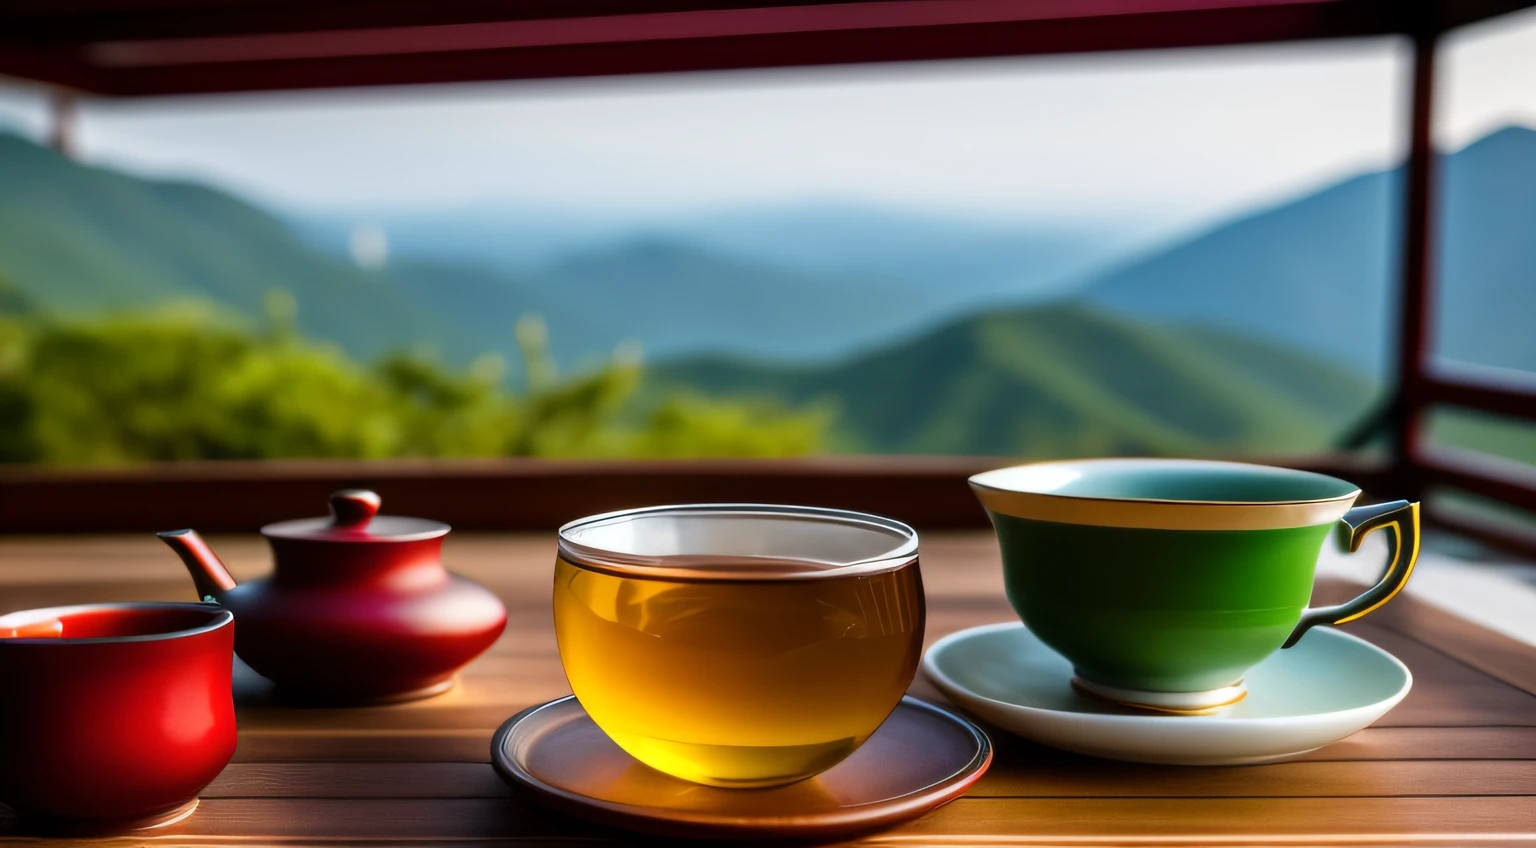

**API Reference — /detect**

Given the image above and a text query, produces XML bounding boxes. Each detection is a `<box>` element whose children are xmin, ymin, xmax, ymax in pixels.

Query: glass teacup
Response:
<box><xmin>553</xmin><ymin>504</ymin><xmax>924</xmax><ymax>788</ymax></box>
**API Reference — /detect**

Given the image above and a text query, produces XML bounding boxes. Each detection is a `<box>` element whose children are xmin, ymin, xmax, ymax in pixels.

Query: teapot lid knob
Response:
<box><xmin>329</xmin><ymin>489</ymin><xmax>381</xmax><ymax>530</ymax></box>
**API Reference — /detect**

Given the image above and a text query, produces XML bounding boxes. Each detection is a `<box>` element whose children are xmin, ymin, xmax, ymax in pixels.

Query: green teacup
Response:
<box><xmin>970</xmin><ymin>458</ymin><xmax>1418</xmax><ymax>714</ymax></box>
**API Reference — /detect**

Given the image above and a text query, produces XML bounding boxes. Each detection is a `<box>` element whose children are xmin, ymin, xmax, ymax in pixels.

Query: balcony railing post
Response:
<box><xmin>1391</xmin><ymin>13</ymin><xmax>1440</xmax><ymax>502</ymax></box>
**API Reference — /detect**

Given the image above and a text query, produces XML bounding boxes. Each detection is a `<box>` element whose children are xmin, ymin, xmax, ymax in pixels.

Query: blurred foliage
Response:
<box><xmin>0</xmin><ymin>272</ymin><xmax>31</xmax><ymax>316</ymax></box>
<box><xmin>0</xmin><ymin>299</ymin><xmax>831</xmax><ymax>465</ymax></box>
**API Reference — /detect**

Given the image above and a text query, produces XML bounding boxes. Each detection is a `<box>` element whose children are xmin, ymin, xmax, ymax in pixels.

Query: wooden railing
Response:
<box><xmin>1420</xmin><ymin>367</ymin><xmax>1536</xmax><ymax>423</ymax></box>
<box><xmin>0</xmin><ymin>454</ymin><xmax>1394</xmax><ymax>535</ymax></box>
<box><xmin>1379</xmin><ymin>15</ymin><xmax>1536</xmax><ymax>562</ymax></box>
<box><xmin>4</xmin><ymin>445</ymin><xmax>1530</xmax><ymax>561</ymax></box>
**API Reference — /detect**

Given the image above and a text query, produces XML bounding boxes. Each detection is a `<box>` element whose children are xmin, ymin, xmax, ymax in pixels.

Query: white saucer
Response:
<box><xmin>922</xmin><ymin>622</ymin><xmax>1411</xmax><ymax>766</ymax></box>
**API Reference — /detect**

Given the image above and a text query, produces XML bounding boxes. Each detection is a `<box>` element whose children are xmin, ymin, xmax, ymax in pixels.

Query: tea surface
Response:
<box><xmin>553</xmin><ymin>556</ymin><xmax>923</xmax><ymax>787</ymax></box>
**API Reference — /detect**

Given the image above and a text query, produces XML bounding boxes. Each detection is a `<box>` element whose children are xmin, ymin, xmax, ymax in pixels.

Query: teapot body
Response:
<box><xmin>223</xmin><ymin>536</ymin><xmax>506</xmax><ymax>701</ymax></box>
<box><xmin>161</xmin><ymin>490</ymin><xmax>507</xmax><ymax>703</ymax></box>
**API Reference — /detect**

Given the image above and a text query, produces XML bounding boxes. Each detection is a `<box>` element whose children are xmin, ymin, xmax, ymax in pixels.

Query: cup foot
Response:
<box><xmin>1071</xmin><ymin>675</ymin><xmax>1246</xmax><ymax>715</ymax></box>
<box><xmin>6</xmin><ymin>797</ymin><xmax>198</xmax><ymax>836</ymax></box>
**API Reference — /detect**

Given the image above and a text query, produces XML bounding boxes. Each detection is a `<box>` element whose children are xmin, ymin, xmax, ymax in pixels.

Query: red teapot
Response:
<box><xmin>159</xmin><ymin>489</ymin><xmax>506</xmax><ymax>704</ymax></box>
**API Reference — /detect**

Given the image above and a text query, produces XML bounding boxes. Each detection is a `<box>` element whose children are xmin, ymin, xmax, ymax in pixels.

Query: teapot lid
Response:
<box><xmin>261</xmin><ymin>490</ymin><xmax>449</xmax><ymax>542</ymax></box>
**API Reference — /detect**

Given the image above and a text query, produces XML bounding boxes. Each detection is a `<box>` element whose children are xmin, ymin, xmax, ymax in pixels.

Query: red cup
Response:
<box><xmin>0</xmin><ymin>603</ymin><xmax>236</xmax><ymax>832</ymax></box>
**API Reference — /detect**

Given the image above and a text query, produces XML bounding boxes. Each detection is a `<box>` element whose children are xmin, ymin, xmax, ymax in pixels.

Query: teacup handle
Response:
<box><xmin>1282</xmin><ymin>500</ymin><xmax>1420</xmax><ymax>649</ymax></box>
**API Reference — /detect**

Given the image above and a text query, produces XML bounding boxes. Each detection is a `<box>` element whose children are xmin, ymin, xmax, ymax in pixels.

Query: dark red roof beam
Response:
<box><xmin>4</xmin><ymin>0</ymin><xmax>1394</xmax><ymax>96</ymax></box>
<box><xmin>8</xmin><ymin>0</ymin><xmax>1527</xmax><ymax>45</ymax></box>
<box><xmin>6</xmin><ymin>0</ymin><xmax>1393</xmax><ymax>43</ymax></box>
<box><xmin>1440</xmin><ymin>0</ymin><xmax>1536</xmax><ymax>30</ymax></box>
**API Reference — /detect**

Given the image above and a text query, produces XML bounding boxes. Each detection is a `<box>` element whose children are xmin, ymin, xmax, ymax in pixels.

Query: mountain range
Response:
<box><xmin>1084</xmin><ymin>124</ymin><xmax>1536</xmax><ymax>376</ymax></box>
<box><xmin>295</xmin><ymin>124</ymin><xmax>1536</xmax><ymax>379</ymax></box>
<box><xmin>1</xmin><ymin>132</ymin><xmax>1109</xmax><ymax>369</ymax></box>
<box><xmin>653</xmin><ymin>126</ymin><xmax>1536</xmax><ymax>453</ymax></box>
<box><xmin>294</xmin><ymin>201</ymin><xmax>1141</xmax><ymax>309</ymax></box>
<box><xmin>0</xmin><ymin>124</ymin><xmax>1531</xmax><ymax>456</ymax></box>
<box><xmin>646</xmin><ymin>124</ymin><xmax>1536</xmax><ymax>455</ymax></box>
<box><xmin>0</xmin><ymin>134</ymin><xmax>475</xmax><ymax>363</ymax></box>
<box><xmin>382</xmin><ymin>243</ymin><xmax>938</xmax><ymax>367</ymax></box>
<box><xmin>289</xmin><ymin>201</ymin><xmax>1145</xmax><ymax>365</ymax></box>
<box><xmin>649</xmin><ymin>304</ymin><xmax>1374</xmax><ymax>456</ymax></box>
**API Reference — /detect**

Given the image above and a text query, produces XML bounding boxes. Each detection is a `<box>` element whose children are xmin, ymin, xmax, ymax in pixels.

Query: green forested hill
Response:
<box><xmin>0</xmin><ymin>134</ymin><xmax>929</xmax><ymax>370</ymax></box>
<box><xmin>650</xmin><ymin>303</ymin><xmax>1378</xmax><ymax>456</ymax></box>
<box><xmin>0</xmin><ymin>133</ymin><xmax>485</xmax><ymax>362</ymax></box>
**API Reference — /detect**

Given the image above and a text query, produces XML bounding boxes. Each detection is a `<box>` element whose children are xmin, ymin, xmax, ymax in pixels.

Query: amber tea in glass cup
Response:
<box><xmin>553</xmin><ymin>504</ymin><xmax>924</xmax><ymax>789</ymax></box>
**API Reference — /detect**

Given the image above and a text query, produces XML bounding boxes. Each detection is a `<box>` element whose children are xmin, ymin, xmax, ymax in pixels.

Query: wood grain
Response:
<box><xmin>1338</xmin><ymin>624</ymin><xmax>1536</xmax><ymax>727</ymax></box>
<box><xmin>204</xmin><ymin>763</ymin><xmax>513</xmax><ymax>799</ymax></box>
<box><xmin>5</xmin><ymin>797</ymin><xmax>1531</xmax><ymax>844</ymax></box>
<box><xmin>200</xmin><ymin>760</ymin><xmax>1536</xmax><ymax>801</ymax></box>
<box><xmin>971</xmin><ymin>759</ymin><xmax>1536</xmax><ymax>798</ymax></box>
<box><xmin>227</xmin><ymin>726</ymin><xmax>1536</xmax><ymax>765</ymax></box>
<box><xmin>233</xmin><ymin>728</ymin><xmax>495</xmax><ymax>763</ymax></box>
<box><xmin>1356</xmin><ymin>590</ymin><xmax>1536</xmax><ymax>697</ymax></box>
<box><xmin>878</xmin><ymin>796</ymin><xmax>1536</xmax><ymax>844</ymax></box>
<box><xmin>0</xmin><ymin>533</ymin><xmax>1534</xmax><ymax>847</ymax></box>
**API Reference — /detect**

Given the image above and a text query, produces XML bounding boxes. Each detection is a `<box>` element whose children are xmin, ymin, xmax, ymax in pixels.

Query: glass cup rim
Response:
<box><xmin>557</xmin><ymin>503</ymin><xmax>919</xmax><ymax>582</ymax></box>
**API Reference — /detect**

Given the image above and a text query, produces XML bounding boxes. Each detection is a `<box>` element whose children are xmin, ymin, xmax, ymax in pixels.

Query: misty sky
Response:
<box><xmin>1</xmin><ymin>7</ymin><xmax>1532</xmax><ymax>232</ymax></box>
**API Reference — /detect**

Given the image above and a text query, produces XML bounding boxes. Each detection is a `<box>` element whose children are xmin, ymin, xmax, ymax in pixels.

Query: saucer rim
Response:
<box><xmin>490</xmin><ymin>694</ymin><xmax>993</xmax><ymax>838</ymax></box>
<box><xmin>922</xmin><ymin>621</ymin><xmax>1413</xmax><ymax>727</ymax></box>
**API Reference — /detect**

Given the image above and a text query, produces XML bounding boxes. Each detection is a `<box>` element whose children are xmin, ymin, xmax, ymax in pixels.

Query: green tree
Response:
<box><xmin>0</xmin><ymin>301</ymin><xmax>831</xmax><ymax>465</ymax></box>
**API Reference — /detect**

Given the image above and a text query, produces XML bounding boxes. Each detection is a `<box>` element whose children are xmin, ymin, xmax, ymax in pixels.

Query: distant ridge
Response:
<box><xmin>1083</xmin><ymin>123</ymin><xmax>1536</xmax><ymax>375</ymax></box>
<box><xmin>0</xmin><ymin>134</ymin><xmax>965</xmax><ymax>369</ymax></box>
<box><xmin>650</xmin><ymin>302</ymin><xmax>1375</xmax><ymax>456</ymax></box>
<box><xmin>0</xmin><ymin>133</ymin><xmax>481</xmax><ymax>362</ymax></box>
<box><xmin>1434</xmin><ymin>125</ymin><xmax>1536</xmax><ymax>373</ymax></box>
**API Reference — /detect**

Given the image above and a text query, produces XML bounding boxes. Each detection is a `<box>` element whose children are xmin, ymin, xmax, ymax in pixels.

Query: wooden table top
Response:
<box><xmin>2</xmin><ymin>532</ymin><xmax>1535</xmax><ymax>846</ymax></box>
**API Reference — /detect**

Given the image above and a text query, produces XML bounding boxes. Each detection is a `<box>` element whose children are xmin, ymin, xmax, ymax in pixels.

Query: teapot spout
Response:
<box><xmin>157</xmin><ymin>529</ymin><xmax>238</xmax><ymax>603</ymax></box>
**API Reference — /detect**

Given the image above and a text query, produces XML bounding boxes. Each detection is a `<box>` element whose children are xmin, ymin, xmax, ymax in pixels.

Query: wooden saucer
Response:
<box><xmin>490</xmin><ymin>695</ymin><xmax>992</xmax><ymax>840</ymax></box>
